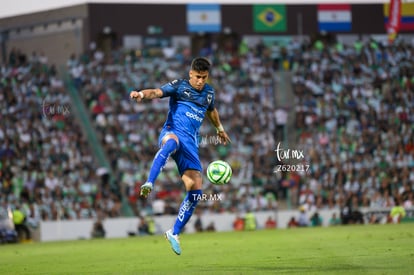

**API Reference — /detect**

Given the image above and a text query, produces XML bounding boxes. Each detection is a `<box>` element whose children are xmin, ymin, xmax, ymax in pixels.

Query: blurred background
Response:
<box><xmin>0</xmin><ymin>0</ymin><xmax>413</xmax><ymax>242</ymax></box>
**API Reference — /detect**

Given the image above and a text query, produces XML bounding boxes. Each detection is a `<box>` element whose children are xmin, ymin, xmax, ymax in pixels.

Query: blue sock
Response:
<box><xmin>173</xmin><ymin>190</ymin><xmax>202</xmax><ymax>235</ymax></box>
<box><xmin>147</xmin><ymin>139</ymin><xmax>178</xmax><ymax>184</ymax></box>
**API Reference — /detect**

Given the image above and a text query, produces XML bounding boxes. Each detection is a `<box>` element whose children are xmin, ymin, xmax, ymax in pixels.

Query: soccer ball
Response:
<box><xmin>206</xmin><ymin>160</ymin><xmax>232</xmax><ymax>185</ymax></box>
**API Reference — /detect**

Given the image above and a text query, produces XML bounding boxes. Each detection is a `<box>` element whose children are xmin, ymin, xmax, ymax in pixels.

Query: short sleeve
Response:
<box><xmin>207</xmin><ymin>93</ymin><xmax>215</xmax><ymax>111</ymax></box>
<box><xmin>160</xmin><ymin>79</ymin><xmax>181</xmax><ymax>98</ymax></box>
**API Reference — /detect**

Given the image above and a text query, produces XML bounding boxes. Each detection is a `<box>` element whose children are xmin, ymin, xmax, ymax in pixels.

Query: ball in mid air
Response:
<box><xmin>206</xmin><ymin>160</ymin><xmax>232</xmax><ymax>185</ymax></box>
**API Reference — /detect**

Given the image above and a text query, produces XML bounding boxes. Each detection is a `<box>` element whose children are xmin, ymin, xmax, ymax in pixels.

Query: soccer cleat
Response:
<box><xmin>165</xmin><ymin>229</ymin><xmax>181</xmax><ymax>255</ymax></box>
<box><xmin>140</xmin><ymin>182</ymin><xmax>153</xmax><ymax>198</ymax></box>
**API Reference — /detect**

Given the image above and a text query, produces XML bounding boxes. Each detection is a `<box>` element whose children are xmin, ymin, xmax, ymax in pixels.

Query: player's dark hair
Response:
<box><xmin>191</xmin><ymin>57</ymin><xmax>211</xmax><ymax>72</ymax></box>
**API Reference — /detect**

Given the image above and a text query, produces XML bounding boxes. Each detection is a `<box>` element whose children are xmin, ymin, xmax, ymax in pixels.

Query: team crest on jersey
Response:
<box><xmin>207</xmin><ymin>94</ymin><xmax>213</xmax><ymax>105</ymax></box>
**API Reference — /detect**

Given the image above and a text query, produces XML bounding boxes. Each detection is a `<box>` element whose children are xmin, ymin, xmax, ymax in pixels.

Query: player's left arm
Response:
<box><xmin>206</xmin><ymin>108</ymin><xmax>231</xmax><ymax>145</ymax></box>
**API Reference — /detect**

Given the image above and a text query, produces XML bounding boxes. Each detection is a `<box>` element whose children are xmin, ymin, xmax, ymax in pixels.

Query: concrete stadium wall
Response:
<box><xmin>39</xmin><ymin>207</ymin><xmax>414</xmax><ymax>242</ymax></box>
<box><xmin>39</xmin><ymin>209</ymin><xmax>338</xmax><ymax>242</ymax></box>
<box><xmin>6</xmin><ymin>19</ymin><xmax>84</xmax><ymax>67</ymax></box>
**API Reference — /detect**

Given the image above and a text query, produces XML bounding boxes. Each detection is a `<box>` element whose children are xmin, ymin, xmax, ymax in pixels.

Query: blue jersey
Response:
<box><xmin>160</xmin><ymin>79</ymin><xmax>215</xmax><ymax>141</ymax></box>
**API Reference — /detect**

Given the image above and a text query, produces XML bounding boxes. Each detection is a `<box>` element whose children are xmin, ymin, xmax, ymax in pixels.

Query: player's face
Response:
<box><xmin>189</xmin><ymin>70</ymin><xmax>209</xmax><ymax>91</ymax></box>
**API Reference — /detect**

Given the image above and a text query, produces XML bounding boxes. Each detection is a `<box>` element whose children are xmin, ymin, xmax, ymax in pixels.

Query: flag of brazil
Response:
<box><xmin>253</xmin><ymin>5</ymin><xmax>287</xmax><ymax>32</ymax></box>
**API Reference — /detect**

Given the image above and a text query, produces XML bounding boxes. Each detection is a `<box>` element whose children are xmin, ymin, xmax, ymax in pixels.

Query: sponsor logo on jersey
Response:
<box><xmin>186</xmin><ymin>111</ymin><xmax>203</xmax><ymax>122</ymax></box>
<box><xmin>190</xmin><ymin>106</ymin><xmax>203</xmax><ymax>114</ymax></box>
<box><xmin>183</xmin><ymin>90</ymin><xmax>191</xmax><ymax>97</ymax></box>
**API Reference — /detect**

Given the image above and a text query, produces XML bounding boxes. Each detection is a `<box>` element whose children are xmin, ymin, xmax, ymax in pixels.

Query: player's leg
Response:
<box><xmin>140</xmin><ymin>133</ymin><xmax>179</xmax><ymax>197</ymax></box>
<box><xmin>165</xmin><ymin>170</ymin><xmax>202</xmax><ymax>255</ymax></box>
<box><xmin>173</xmin><ymin>170</ymin><xmax>202</xmax><ymax>235</ymax></box>
<box><xmin>165</xmin><ymin>143</ymin><xmax>203</xmax><ymax>255</ymax></box>
<box><xmin>165</xmin><ymin>141</ymin><xmax>202</xmax><ymax>255</ymax></box>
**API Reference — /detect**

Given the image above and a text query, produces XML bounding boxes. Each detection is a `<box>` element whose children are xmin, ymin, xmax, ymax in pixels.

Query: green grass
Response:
<box><xmin>1</xmin><ymin>224</ymin><xmax>413</xmax><ymax>275</ymax></box>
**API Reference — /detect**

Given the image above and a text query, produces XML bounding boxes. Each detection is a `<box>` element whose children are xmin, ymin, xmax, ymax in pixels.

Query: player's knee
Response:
<box><xmin>162</xmin><ymin>134</ymin><xmax>179</xmax><ymax>146</ymax></box>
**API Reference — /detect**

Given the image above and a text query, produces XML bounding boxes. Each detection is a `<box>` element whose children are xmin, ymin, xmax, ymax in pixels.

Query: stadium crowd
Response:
<box><xmin>0</xmin><ymin>48</ymin><xmax>122</xmax><ymax>229</ymax></box>
<box><xmin>290</xmin><ymin>37</ymin><xmax>414</xmax><ymax>219</ymax></box>
<box><xmin>1</xmin><ymin>36</ymin><xmax>413</xmax><ymax>228</ymax></box>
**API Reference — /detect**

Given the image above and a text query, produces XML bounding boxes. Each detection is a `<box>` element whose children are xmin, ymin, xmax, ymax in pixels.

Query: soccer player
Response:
<box><xmin>130</xmin><ymin>57</ymin><xmax>230</xmax><ymax>255</ymax></box>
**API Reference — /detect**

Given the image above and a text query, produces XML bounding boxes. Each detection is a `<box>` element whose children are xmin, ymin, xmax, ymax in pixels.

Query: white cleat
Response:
<box><xmin>165</xmin><ymin>229</ymin><xmax>181</xmax><ymax>255</ymax></box>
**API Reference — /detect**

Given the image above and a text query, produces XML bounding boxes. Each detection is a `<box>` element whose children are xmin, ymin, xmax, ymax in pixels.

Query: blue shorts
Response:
<box><xmin>159</xmin><ymin>128</ymin><xmax>202</xmax><ymax>176</ymax></box>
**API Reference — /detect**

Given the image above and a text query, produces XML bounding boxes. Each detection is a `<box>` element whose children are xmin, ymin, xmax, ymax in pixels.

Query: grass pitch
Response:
<box><xmin>1</xmin><ymin>223</ymin><xmax>413</xmax><ymax>275</ymax></box>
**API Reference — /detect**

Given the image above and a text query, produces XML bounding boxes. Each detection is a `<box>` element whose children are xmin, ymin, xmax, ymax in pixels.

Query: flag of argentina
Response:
<box><xmin>187</xmin><ymin>4</ymin><xmax>221</xmax><ymax>33</ymax></box>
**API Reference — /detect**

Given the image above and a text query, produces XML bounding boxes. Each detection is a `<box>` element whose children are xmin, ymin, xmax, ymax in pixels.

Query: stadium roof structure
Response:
<box><xmin>0</xmin><ymin>0</ymin><xmax>406</xmax><ymax>19</ymax></box>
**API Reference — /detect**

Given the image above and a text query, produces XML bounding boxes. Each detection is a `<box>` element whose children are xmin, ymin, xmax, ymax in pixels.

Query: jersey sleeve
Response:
<box><xmin>160</xmin><ymin>79</ymin><xmax>181</xmax><ymax>98</ymax></box>
<box><xmin>206</xmin><ymin>84</ymin><xmax>215</xmax><ymax>111</ymax></box>
<box><xmin>207</xmin><ymin>93</ymin><xmax>215</xmax><ymax>111</ymax></box>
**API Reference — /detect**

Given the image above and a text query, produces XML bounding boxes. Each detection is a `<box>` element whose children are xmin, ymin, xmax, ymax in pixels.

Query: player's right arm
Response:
<box><xmin>131</xmin><ymin>79</ymin><xmax>181</xmax><ymax>102</ymax></box>
<box><xmin>130</xmin><ymin>88</ymin><xmax>163</xmax><ymax>102</ymax></box>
